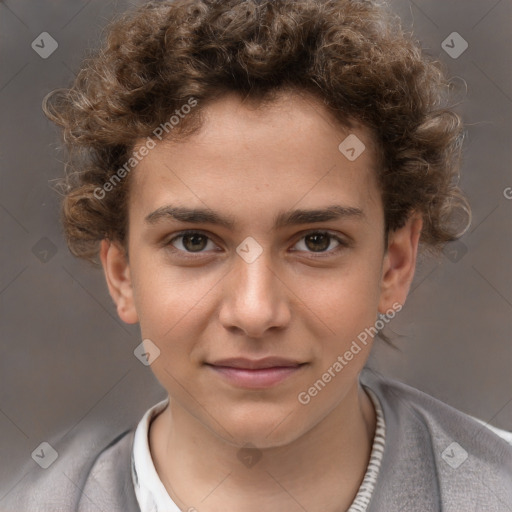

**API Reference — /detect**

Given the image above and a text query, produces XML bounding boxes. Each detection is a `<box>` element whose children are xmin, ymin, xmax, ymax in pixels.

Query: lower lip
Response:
<box><xmin>207</xmin><ymin>364</ymin><xmax>305</xmax><ymax>389</ymax></box>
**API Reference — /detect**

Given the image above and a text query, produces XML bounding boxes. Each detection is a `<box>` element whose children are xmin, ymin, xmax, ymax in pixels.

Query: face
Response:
<box><xmin>101</xmin><ymin>91</ymin><xmax>421</xmax><ymax>448</ymax></box>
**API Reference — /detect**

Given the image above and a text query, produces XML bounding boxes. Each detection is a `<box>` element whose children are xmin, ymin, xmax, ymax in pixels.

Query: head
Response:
<box><xmin>44</xmin><ymin>0</ymin><xmax>469</xmax><ymax>447</ymax></box>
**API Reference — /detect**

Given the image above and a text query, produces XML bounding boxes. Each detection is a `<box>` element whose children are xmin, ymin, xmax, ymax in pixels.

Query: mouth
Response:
<box><xmin>205</xmin><ymin>357</ymin><xmax>308</xmax><ymax>389</ymax></box>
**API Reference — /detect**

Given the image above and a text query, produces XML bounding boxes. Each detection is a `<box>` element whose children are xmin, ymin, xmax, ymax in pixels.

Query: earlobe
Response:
<box><xmin>378</xmin><ymin>215</ymin><xmax>423</xmax><ymax>314</ymax></box>
<box><xmin>99</xmin><ymin>239</ymin><xmax>139</xmax><ymax>324</ymax></box>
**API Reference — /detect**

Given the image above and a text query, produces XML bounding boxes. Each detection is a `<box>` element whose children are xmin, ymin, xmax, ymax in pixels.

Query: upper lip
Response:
<box><xmin>207</xmin><ymin>357</ymin><xmax>305</xmax><ymax>370</ymax></box>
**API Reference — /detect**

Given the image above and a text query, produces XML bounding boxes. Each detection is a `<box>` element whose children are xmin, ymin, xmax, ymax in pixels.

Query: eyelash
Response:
<box><xmin>163</xmin><ymin>229</ymin><xmax>349</xmax><ymax>259</ymax></box>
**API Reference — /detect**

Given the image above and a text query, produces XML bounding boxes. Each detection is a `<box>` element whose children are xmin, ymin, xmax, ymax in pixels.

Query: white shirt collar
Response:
<box><xmin>131</xmin><ymin>397</ymin><xmax>180</xmax><ymax>512</ymax></box>
<box><xmin>131</xmin><ymin>392</ymin><xmax>386</xmax><ymax>512</ymax></box>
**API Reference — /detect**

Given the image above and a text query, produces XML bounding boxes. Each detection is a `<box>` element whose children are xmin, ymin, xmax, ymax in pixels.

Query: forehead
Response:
<box><xmin>130</xmin><ymin>91</ymin><xmax>382</xmax><ymax>227</ymax></box>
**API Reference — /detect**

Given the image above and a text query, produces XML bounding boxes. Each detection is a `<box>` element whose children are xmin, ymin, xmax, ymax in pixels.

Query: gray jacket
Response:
<box><xmin>2</xmin><ymin>368</ymin><xmax>511</xmax><ymax>511</ymax></box>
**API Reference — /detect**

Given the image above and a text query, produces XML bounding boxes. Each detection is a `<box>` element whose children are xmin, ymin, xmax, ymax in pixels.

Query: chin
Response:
<box><xmin>212</xmin><ymin>405</ymin><xmax>310</xmax><ymax>449</ymax></box>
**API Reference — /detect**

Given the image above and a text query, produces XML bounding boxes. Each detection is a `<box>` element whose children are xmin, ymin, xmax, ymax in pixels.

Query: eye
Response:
<box><xmin>166</xmin><ymin>230</ymin><xmax>218</xmax><ymax>254</ymax></box>
<box><xmin>291</xmin><ymin>231</ymin><xmax>347</xmax><ymax>255</ymax></box>
<box><xmin>163</xmin><ymin>229</ymin><xmax>349</xmax><ymax>258</ymax></box>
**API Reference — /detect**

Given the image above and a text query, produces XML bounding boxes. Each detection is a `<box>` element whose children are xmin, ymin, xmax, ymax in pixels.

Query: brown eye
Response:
<box><xmin>304</xmin><ymin>233</ymin><xmax>331</xmax><ymax>252</ymax></box>
<box><xmin>167</xmin><ymin>231</ymin><xmax>217</xmax><ymax>254</ymax></box>
<box><xmin>181</xmin><ymin>233</ymin><xmax>208</xmax><ymax>252</ymax></box>
<box><xmin>291</xmin><ymin>231</ymin><xmax>347</xmax><ymax>256</ymax></box>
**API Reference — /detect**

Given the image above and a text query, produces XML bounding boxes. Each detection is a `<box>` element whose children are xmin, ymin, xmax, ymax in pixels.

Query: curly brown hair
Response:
<box><xmin>43</xmin><ymin>0</ymin><xmax>470</xmax><ymax>265</ymax></box>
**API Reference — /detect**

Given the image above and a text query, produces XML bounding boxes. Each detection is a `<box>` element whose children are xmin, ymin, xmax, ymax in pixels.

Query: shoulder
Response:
<box><xmin>361</xmin><ymin>368</ymin><xmax>512</xmax><ymax>511</ymax></box>
<box><xmin>0</xmin><ymin>425</ymin><xmax>139</xmax><ymax>512</ymax></box>
<box><xmin>79</xmin><ymin>428</ymin><xmax>140</xmax><ymax>512</ymax></box>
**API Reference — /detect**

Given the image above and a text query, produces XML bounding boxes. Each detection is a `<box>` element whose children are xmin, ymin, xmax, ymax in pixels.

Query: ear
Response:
<box><xmin>99</xmin><ymin>239</ymin><xmax>139</xmax><ymax>324</ymax></box>
<box><xmin>378</xmin><ymin>214</ymin><xmax>423</xmax><ymax>314</ymax></box>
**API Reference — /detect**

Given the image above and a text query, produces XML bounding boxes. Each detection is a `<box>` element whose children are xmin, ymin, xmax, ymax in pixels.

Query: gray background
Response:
<box><xmin>1</xmin><ymin>0</ymin><xmax>511</xmax><ymax>500</ymax></box>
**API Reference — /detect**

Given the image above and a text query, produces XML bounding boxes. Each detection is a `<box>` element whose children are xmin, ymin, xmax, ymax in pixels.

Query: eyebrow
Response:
<box><xmin>144</xmin><ymin>204</ymin><xmax>365</xmax><ymax>229</ymax></box>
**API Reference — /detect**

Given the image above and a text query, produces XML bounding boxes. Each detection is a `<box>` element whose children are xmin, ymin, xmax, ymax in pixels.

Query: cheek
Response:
<box><xmin>131</xmin><ymin>265</ymin><xmax>207</xmax><ymax>393</ymax></box>
<box><xmin>288</xmin><ymin>259</ymin><xmax>382</xmax><ymax>420</ymax></box>
<box><xmin>130</xmin><ymin>258</ymin><xmax>226</xmax><ymax>391</ymax></box>
<box><xmin>292</xmin><ymin>255</ymin><xmax>383</xmax><ymax>343</ymax></box>
<box><xmin>130</xmin><ymin>251</ymin><xmax>216</xmax><ymax>337</ymax></box>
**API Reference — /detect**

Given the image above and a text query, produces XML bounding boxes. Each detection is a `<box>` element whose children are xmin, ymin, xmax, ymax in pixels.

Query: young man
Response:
<box><xmin>6</xmin><ymin>0</ymin><xmax>512</xmax><ymax>510</ymax></box>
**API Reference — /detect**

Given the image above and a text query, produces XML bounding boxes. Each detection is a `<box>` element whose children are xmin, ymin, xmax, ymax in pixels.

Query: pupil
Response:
<box><xmin>306</xmin><ymin>233</ymin><xmax>329</xmax><ymax>252</ymax></box>
<box><xmin>183</xmin><ymin>234</ymin><xmax>207</xmax><ymax>252</ymax></box>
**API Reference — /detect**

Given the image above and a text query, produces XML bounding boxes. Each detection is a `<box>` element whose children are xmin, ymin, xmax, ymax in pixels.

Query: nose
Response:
<box><xmin>218</xmin><ymin>249</ymin><xmax>291</xmax><ymax>339</ymax></box>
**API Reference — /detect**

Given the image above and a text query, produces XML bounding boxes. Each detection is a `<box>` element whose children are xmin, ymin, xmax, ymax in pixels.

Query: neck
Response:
<box><xmin>149</xmin><ymin>381</ymin><xmax>376</xmax><ymax>512</ymax></box>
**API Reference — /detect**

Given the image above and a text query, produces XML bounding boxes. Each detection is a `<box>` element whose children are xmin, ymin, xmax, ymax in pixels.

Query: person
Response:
<box><xmin>4</xmin><ymin>0</ymin><xmax>512</xmax><ymax>510</ymax></box>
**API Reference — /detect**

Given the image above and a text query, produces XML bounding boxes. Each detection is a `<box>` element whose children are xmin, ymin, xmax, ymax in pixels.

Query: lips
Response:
<box><xmin>205</xmin><ymin>357</ymin><xmax>307</xmax><ymax>388</ymax></box>
<box><xmin>207</xmin><ymin>357</ymin><xmax>304</xmax><ymax>370</ymax></box>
